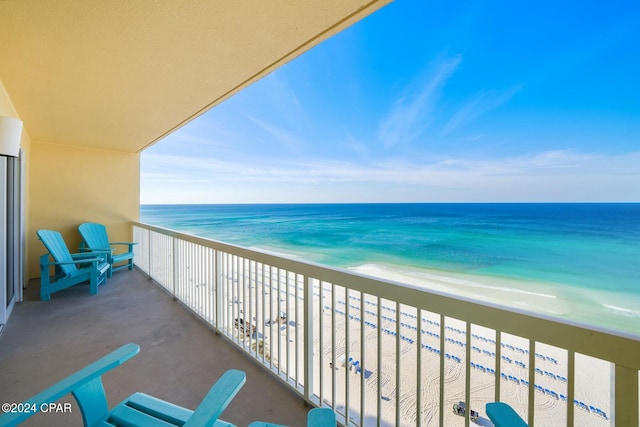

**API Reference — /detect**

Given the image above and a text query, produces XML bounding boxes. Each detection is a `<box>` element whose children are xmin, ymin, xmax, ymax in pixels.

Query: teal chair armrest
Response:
<box><xmin>41</xmin><ymin>257</ymin><xmax>105</xmax><ymax>266</ymax></box>
<box><xmin>79</xmin><ymin>242</ymin><xmax>112</xmax><ymax>253</ymax></box>
<box><xmin>248</xmin><ymin>423</ymin><xmax>287</xmax><ymax>427</ymax></box>
<box><xmin>184</xmin><ymin>369</ymin><xmax>246</xmax><ymax>427</ymax></box>
<box><xmin>72</xmin><ymin>251</ymin><xmax>112</xmax><ymax>258</ymax></box>
<box><xmin>248</xmin><ymin>407</ymin><xmax>336</xmax><ymax>427</ymax></box>
<box><xmin>0</xmin><ymin>344</ymin><xmax>139</xmax><ymax>426</ymax></box>
<box><xmin>486</xmin><ymin>402</ymin><xmax>528</xmax><ymax>427</ymax></box>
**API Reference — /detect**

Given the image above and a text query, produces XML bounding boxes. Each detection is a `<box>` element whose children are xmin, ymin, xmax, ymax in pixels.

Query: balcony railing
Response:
<box><xmin>133</xmin><ymin>222</ymin><xmax>640</xmax><ymax>427</ymax></box>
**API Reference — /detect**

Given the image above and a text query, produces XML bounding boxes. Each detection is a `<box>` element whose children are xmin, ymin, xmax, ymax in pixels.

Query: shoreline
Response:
<box><xmin>348</xmin><ymin>262</ymin><xmax>640</xmax><ymax>337</ymax></box>
<box><xmin>241</xmin><ymin>238</ymin><xmax>640</xmax><ymax>338</ymax></box>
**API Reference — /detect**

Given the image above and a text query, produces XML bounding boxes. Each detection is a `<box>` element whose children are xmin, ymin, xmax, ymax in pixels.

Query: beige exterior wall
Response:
<box><xmin>3</xmin><ymin>80</ymin><xmax>140</xmax><ymax>281</ymax></box>
<box><xmin>28</xmin><ymin>142</ymin><xmax>139</xmax><ymax>279</ymax></box>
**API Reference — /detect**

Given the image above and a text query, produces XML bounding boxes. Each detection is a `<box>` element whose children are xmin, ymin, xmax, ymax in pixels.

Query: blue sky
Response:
<box><xmin>141</xmin><ymin>0</ymin><xmax>640</xmax><ymax>204</ymax></box>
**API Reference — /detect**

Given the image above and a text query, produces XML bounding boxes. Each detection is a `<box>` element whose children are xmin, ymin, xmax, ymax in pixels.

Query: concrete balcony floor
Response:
<box><xmin>0</xmin><ymin>269</ymin><xmax>310</xmax><ymax>427</ymax></box>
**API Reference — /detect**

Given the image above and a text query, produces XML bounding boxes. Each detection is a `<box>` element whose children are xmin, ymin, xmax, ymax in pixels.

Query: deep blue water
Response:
<box><xmin>140</xmin><ymin>203</ymin><xmax>640</xmax><ymax>333</ymax></box>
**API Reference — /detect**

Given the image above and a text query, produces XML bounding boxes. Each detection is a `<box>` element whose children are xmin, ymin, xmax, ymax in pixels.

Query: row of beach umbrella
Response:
<box><xmin>328</xmin><ymin>303</ymin><xmax>608</xmax><ymax>421</ymax></box>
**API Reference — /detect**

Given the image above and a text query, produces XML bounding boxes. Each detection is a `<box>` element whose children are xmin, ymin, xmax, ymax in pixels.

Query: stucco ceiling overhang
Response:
<box><xmin>0</xmin><ymin>0</ymin><xmax>390</xmax><ymax>153</ymax></box>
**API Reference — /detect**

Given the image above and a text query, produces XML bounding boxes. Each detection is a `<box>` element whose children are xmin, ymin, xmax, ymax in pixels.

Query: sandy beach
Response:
<box><xmin>310</xmin><ymin>290</ymin><xmax>610</xmax><ymax>426</ymax></box>
<box><xmin>226</xmin><ymin>267</ymin><xmax>613</xmax><ymax>427</ymax></box>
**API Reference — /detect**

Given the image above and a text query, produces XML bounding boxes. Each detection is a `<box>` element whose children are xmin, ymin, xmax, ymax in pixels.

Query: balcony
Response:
<box><xmin>2</xmin><ymin>222</ymin><xmax>639</xmax><ymax>427</ymax></box>
<box><xmin>131</xmin><ymin>222</ymin><xmax>640</xmax><ymax>427</ymax></box>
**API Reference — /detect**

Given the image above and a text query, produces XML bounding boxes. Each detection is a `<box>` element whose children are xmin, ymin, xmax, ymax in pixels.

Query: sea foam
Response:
<box><xmin>351</xmin><ymin>263</ymin><xmax>557</xmax><ymax>300</ymax></box>
<box><xmin>603</xmin><ymin>304</ymin><xmax>640</xmax><ymax>318</ymax></box>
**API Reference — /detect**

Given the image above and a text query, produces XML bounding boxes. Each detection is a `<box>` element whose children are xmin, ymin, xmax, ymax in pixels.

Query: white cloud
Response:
<box><xmin>442</xmin><ymin>84</ymin><xmax>523</xmax><ymax>135</ymax></box>
<box><xmin>262</xmin><ymin>73</ymin><xmax>313</xmax><ymax>131</ymax></box>
<box><xmin>246</xmin><ymin>115</ymin><xmax>306</xmax><ymax>152</ymax></box>
<box><xmin>377</xmin><ymin>55</ymin><xmax>462</xmax><ymax>148</ymax></box>
<box><xmin>140</xmin><ymin>150</ymin><xmax>640</xmax><ymax>203</ymax></box>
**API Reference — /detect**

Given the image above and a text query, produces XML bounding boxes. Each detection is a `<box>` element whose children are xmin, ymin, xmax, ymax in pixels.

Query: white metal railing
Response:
<box><xmin>133</xmin><ymin>222</ymin><xmax>640</xmax><ymax>427</ymax></box>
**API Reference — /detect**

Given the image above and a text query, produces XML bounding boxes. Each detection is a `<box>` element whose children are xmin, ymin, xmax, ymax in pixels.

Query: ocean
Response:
<box><xmin>140</xmin><ymin>203</ymin><xmax>640</xmax><ymax>335</ymax></box>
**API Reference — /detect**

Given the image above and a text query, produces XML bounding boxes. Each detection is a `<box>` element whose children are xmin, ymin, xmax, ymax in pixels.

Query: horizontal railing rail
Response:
<box><xmin>133</xmin><ymin>222</ymin><xmax>640</xmax><ymax>427</ymax></box>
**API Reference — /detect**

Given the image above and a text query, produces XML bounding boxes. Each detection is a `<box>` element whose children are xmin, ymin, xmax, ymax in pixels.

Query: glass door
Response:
<box><xmin>1</xmin><ymin>153</ymin><xmax>22</xmax><ymax>325</ymax></box>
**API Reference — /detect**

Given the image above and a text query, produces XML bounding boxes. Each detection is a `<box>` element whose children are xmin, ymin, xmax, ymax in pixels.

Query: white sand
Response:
<box><xmin>243</xmin><ymin>271</ymin><xmax>612</xmax><ymax>427</ymax></box>
<box><xmin>309</xmin><ymin>293</ymin><xmax>612</xmax><ymax>427</ymax></box>
<box><xmin>216</xmin><ymin>264</ymin><xmax>612</xmax><ymax>427</ymax></box>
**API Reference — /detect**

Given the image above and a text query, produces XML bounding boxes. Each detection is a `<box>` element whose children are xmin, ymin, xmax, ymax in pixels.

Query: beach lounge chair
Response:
<box><xmin>0</xmin><ymin>343</ymin><xmax>246</xmax><ymax>427</ymax></box>
<box><xmin>248</xmin><ymin>407</ymin><xmax>337</xmax><ymax>427</ymax></box>
<box><xmin>486</xmin><ymin>402</ymin><xmax>529</xmax><ymax>427</ymax></box>
<box><xmin>37</xmin><ymin>229</ymin><xmax>110</xmax><ymax>301</ymax></box>
<box><xmin>78</xmin><ymin>222</ymin><xmax>137</xmax><ymax>277</ymax></box>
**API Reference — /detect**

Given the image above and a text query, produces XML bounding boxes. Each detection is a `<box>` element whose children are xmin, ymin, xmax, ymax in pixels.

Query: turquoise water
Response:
<box><xmin>140</xmin><ymin>203</ymin><xmax>640</xmax><ymax>334</ymax></box>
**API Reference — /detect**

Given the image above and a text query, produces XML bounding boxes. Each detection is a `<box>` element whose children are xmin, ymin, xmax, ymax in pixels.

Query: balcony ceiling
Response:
<box><xmin>0</xmin><ymin>0</ymin><xmax>389</xmax><ymax>153</ymax></box>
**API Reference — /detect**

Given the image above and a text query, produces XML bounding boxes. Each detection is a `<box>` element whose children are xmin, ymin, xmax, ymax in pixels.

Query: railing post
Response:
<box><xmin>215</xmin><ymin>250</ymin><xmax>223</xmax><ymax>331</ymax></box>
<box><xmin>567</xmin><ymin>350</ymin><xmax>575</xmax><ymax>427</ymax></box>
<box><xmin>615</xmin><ymin>364</ymin><xmax>639</xmax><ymax>426</ymax></box>
<box><xmin>416</xmin><ymin>312</ymin><xmax>422</xmax><ymax>427</ymax></box>
<box><xmin>464</xmin><ymin>322</ymin><xmax>471</xmax><ymax>427</ymax></box>
<box><xmin>304</xmin><ymin>275</ymin><xmax>313</xmax><ymax>403</ymax></box>
<box><xmin>172</xmin><ymin>237</ymin><xmax>178</xmax><ymax>297</ymax></box>
<box><xmin>529</xmin><ymin>340</ymin><xmax>537</xmax><ymax>427</ymax></box>
<box><xmin>148</xmin><ymin>229</ymin><xmax>153</xmax><ymax>279</ymax></box>
<box><xmin>213</xmin><ymin>250</ymin><xmax>218</xmax><ymax>330</ymax></box>
<box><xmin>132</xmin><ymin>225</ymin><xmax>138</xmax><ymax>270</ymax></box>
<box><xmin>395</xmin><ymin>300</ymin><xmax>400</xmax><ymax>427</ymax></box>
<box><xmin>439</xmin><ymin>314</ymin><xmax>445</xmax><ymax>427</ymax></box>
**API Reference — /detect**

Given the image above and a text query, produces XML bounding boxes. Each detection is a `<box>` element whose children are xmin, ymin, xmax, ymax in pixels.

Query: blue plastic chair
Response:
<box><xmin>78</xmin><ymin>222</ymin><xmax>137</xmax><ymax>277</ymax></box>
<box><xmin>37</xmin><ymin>229</ymin><xmax>110</xmax><ymax>301</ymax></box>
<box><xmin>0</xmin><ymin>343</ymin><xmax>246</xmax><ymax>427</ymax></box>
<box><xmin>486</xmin><ymin>402</ymin><xmax>529</xmax><ymax>427</ymax></box>
<box><xmin>248</xmin><ymin>407</ymin><xmax>336</xmax><ymax>427</ymax></box>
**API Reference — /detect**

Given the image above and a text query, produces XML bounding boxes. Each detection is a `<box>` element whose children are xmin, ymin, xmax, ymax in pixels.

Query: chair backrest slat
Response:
<box><xmin>79</xmin><ymin>223</ymin><xmax>111</xmax><ymax>249</ymax></box>
<box><xmin>37</xmin><ymin>230</ymin><xmax>77</xmax><ymax>276</ymax></box>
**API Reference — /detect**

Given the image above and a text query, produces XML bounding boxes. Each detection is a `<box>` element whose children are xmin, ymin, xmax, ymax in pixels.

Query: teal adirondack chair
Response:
<box><xmin>0</xmin><ymin>343</ymin><xmax>246</xmax><ymax>427</ymax></box>
<box><xmin>486</xmin><ymin>402</ymin><xmax>529</xmax><ymax>427</ymax></box>
<box><xmin>37</xmin><ymin>229</ymin><xmax>111</xmax><ymax>301</ymax></box>
<box><xmin>78</xmin><ymin>222</ymin><xmax>137</xmax><ymax>277</ymax></box>
<box><xmin>248</xmin><ymin>407</ymin><xmax>337</xmax><ymax>427</ymax></box>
